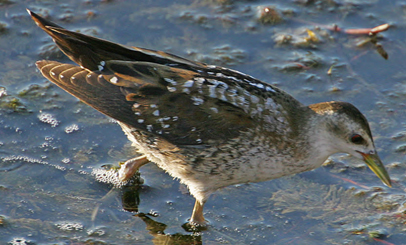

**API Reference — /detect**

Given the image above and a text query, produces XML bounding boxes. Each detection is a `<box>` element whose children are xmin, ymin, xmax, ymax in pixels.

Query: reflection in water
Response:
<box><xmin>121</xmin><ymin>185</ymin><xmax>141</xmax><ymax>213</ymax></box>
<box><xmin>121</xmin><ymin>184</ymin><xmax>204</xmax><ymax>242</ymax></box>
<box><xmin>136</xmin><ymin>213</ymin><xmax>202</xmax><ymax>245</ymax></box>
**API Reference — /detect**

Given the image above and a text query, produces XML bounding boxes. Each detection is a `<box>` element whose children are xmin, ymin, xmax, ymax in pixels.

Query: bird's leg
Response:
<box><xmin>189</xmin><ymin>199</ymin><xmax>206</xmax><ymax>226</ymax></box>
<box><xmin>118</xmin><ymin>155</ymin><xmax>149</xmax><ymax>181</ymax></box>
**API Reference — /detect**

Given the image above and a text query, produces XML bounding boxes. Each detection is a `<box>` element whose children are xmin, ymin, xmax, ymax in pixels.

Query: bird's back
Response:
<box><xmin>32</xmin><ymin>10</ymin><xmax>317</xmax><ymax>192</ymax></box>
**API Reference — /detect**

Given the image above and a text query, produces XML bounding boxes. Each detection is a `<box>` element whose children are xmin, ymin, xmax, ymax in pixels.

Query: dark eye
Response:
<box><xmin>350</xmin><ymin>134</ymin><xmax>364</xmax><ymax>144</ymax></box>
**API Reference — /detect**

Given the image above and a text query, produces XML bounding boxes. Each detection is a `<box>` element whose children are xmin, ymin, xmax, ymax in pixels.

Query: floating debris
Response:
<box><xmin>0</xmin><ymin>21</ymin><xmax>8</xmax><ymax>33</ymax></box>
<box><xmin>343</xmin><ymin>23</ymin><xmax>390</xmax><ymax>35</ymax></box>
<box><xmin>375</xmin><ymin>43</ymin><xmax>388</xmax><ymax>60</ymax></box>
<box><xmin>0</xmin><ymin>215</ymin><xmax>5</xmax><ymax>226</ymax></box>
<box><xmin>61</xmin><ymin>158</ymin><xmax>71</xmax><ymax>164</ymax></box>
<box><xmin>0</xmin><ymin>87</ymin><xmax>7</xmax><ymax>98</ymax></box>
<box><xmin>65</xmin><ymin>124</ymin><xmax>79</xmax><ymax>134</ymax></box>
<box><xmin>8</xmin><ymin>237</ymin><xmax>33</xmax><ymax>245</ymax></box>
<box><xmin>274</xmin><ymin>28</ymin><xmax>322</xmax><ymax>48</ymax></box>
<box><xmin>0</xmin><ymin>97</ymin><xmax>28</xmax><ymax>112</ymax></box>
<box><xmin>38</xmin><ymin>112</ymin><xmax>59</xmax><ymax>127</ymax></box>
<box><xmin>55</xmin><ymin>221</ymin><xmax>84</xmax><ymax>231</ymax></box>
<box><xmin>391</xmin><ymin>131</ymin><xmax>406</xmax><ymax>140</ymax></box>
<box><xmin>395</xmin><ymin>144</ymin><xmax>406</xmax><ymax>153</ymax></box>
<box><xmin>1</xmin><ymin>155</ymin><xmax>48</xmax><ymax>165</ymax></box>
<box><xmin>257</xmin><ymin>6</ymin><xmax>283</xmax><ymax>25</ymax></box>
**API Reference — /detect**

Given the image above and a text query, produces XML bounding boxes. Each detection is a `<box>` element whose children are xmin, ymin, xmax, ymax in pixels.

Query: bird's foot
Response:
<box><xmin>181</xmin><ymin>220</ymin><xmax>208</xmax><ymax>232</ymax></box>
<box><xmin>118</xmin><ymin>155</ymin><xmax>149</xmax><ymax>181</ymax></box>
<box><xmin>181</xmin><ymin>199</ymin><xmax>208</xmax><ymax>232</ymax></box>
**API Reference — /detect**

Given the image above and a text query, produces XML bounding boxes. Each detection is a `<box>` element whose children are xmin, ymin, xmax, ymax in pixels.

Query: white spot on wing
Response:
<box><xmin>183</xmin><ymin>80</ymin><xmax>194</xmax><ymax>88</ymax></box>
<box><xmin>250</xmin><ymin>95</ymin><xmax>260</xmax><ymax>104</ymax></box>
<box><xmin>191</xmin><ymin>96</ymin><xmax>204</xmax><ymax>105</ymax></box>
<box><xmin>208</xmin><ymin>85</ymin><xmax>217</xmax><ymax>98</ymax></box>
<box><xmin>110</xmin><ymin>76</ymin><xmax>118</xmax><ymax>84</ymax></box>
<box><xmin>266</xmin><ymin>86</ymin><xmax>276</xmax><ymax>93</ymax></box>
<box><xmin>250</xmin><ymin>82</ymin><xmax>264</xmax><ymax>89</ymax></box>
<box><xmin>152</xmin><ymin>110</ymin><xmax>160</xmax><ymax>116</ymax></box>
<box><xmin>164</xmin><ymin>78</ymin><xmax>177</xmax><ymax>85</ymax></box>
<box><xmin>265</xmin><ymin>98</ymin><xmax>276</xmax><ymax>110</ymax></box>
<box><xmin>98</xmin><ymin>61</ymin><xmax>105</xmax><ymax>71</ymax></box>
<box><xmin>194</xmin><ymin>77</ymin><xmax>206</xmax><ymax>85</ymax></box>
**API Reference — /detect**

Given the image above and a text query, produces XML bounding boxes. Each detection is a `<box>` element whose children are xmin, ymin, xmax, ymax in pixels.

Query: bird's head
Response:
<box><xmin>309</xmin><ymin>101</ymin><xmax>391</xmax><ymax>187</ymax></box>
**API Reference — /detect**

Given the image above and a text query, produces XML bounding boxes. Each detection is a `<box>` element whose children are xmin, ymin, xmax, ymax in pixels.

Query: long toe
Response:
<box><xmin>118</xmin><ymin>155</ymin><xmax>149</xmax><ymax>181</ymax></box>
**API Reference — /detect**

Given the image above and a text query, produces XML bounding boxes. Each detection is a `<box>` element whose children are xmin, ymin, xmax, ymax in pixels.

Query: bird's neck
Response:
<box><xmin>303</xmin><ymin>111</ymin><xmax>342</xmax><ymax>168</ymax></box>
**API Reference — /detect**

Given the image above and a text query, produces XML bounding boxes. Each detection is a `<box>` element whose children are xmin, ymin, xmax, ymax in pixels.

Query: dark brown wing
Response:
<box><xmin>30</xmin><ymin>9</ymin><xmax>302</xmax><ymax>146</ymax></box>
<box><xmin>36</xmin><ymin>60</ymin><xmax>253</xmax><ymax>145</ymax></box>
<box><xmin>36</xmin><ymin>60</ymin><xmax>137</xmax><ymax>126</ymax></box>
<box><xmin>28</xmin><ymin>9</ymin><xmax>203</xmax><ymax>71</ymax></box>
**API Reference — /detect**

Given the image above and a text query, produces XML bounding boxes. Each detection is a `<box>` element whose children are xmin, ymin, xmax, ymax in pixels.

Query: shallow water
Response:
<box><xmin>1</xmin><ymin>0</ymin><xmax>406</xmax><ymax>244</ymax></box>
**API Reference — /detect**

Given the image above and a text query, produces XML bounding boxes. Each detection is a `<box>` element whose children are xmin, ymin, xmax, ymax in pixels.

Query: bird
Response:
<box><xmin>28</xmin><ymin>9</ymin><xmax>391</xmax><ymax>227</ymax></box>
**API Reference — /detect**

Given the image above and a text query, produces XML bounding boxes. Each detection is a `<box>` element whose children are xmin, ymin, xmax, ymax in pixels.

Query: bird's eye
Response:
<box><xmin>350</xmin><ymin>134</ymin><xmax>364</xmax><ymax>144</ymax></box>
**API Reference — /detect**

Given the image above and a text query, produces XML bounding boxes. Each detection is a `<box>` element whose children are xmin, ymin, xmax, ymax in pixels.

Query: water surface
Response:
<box><xmin>0</xmin><ymin>1</ymin><xmax>405</xmax><ymax>244</ymax></box>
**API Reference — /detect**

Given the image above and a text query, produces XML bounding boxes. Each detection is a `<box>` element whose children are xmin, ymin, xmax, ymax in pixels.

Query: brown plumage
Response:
<box><xmin>29</xmin><ymin>9</ymin><xmax>391</xmax><ymax>227</ymax></box>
